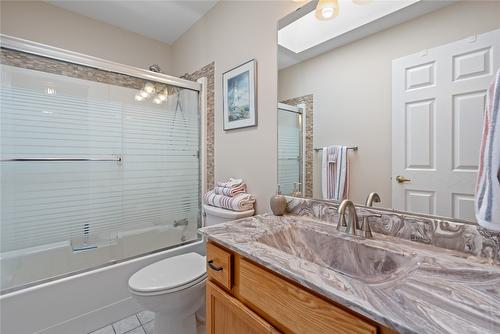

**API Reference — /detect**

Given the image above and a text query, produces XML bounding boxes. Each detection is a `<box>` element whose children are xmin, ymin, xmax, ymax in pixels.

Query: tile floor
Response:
<box><xmin>89</xmin><ymin>310</ymin><xmax>205</xmax><ymax>334</ymax></box>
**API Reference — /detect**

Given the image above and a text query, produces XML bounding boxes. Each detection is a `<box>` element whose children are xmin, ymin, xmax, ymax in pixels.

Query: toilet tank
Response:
<box><xmin>203</xmin><ymin>204</ymin><xmax>255</xmax><ymax>227</ymax></box>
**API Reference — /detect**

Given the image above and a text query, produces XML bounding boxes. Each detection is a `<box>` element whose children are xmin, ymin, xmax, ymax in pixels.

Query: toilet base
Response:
<box><xmin>154</xmin><ymin>312</ymin><xmax>196</xmax><ymax>334</ymax></box>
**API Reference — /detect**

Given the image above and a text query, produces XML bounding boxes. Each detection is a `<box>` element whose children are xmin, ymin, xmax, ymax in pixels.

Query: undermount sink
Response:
<box><xmin>256</xmin><ymin>224</ymin><xmax>417</xmax><ymax>284</ymax></box>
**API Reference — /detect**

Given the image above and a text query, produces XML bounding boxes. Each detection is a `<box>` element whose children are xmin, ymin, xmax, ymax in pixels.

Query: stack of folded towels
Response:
<box><xmin>203</xmin><ymin>178</ymin><xmax>256</xmax><ymax>212</ymax></box>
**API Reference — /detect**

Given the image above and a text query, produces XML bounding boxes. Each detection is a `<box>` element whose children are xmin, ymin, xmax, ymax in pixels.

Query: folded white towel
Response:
<box><xmin>216</xmin><ymin>178</ymin><xmax>243</xmax><ymax>188</ymax></box>
<box><xmin>203</xmin><ymin>190</ymin><xmax>255</xmax><ymax>212</ymax></box>
<box><xmin>321</xmin><ymin>145</ymin><xmax>349</xmax><ymax>201</ymax></box>
<box><xmin>475</xmin><ymin>69</ymin><xmax>500</xmax><ymax>231</ymax></box>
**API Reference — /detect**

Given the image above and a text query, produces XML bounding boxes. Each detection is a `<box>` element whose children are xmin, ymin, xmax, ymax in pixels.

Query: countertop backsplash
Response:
<box><xmin>285</xmin><ymin>196</ymin><xmax>500</xmax><ymax>265</ymax></box>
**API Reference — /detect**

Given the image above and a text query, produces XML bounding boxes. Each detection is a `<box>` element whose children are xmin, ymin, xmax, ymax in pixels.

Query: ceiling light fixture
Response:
<box><xmin>315</xmin><ymin>0</ymin><xmax>339</xmax><ymax>20</ymax></box>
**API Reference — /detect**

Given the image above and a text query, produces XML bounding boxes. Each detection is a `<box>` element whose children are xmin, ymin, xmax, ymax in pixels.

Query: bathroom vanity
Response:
<box><xmin>200</xmin><ymin>212</ymin><xmax>500</xmax><ymax>334</ymax></box>
<box><xmin>204</xmin><ymin>241</ymin><xmax>393</xmax><ymax>334</ymax></box>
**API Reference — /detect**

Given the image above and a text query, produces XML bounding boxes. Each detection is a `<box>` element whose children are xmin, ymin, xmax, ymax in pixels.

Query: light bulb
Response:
<box><xmin>134</xmin><ymin>94</ymin><xmax>144</xmax><ymax>101</ymax></box>
<box><xmin>322</xmin><ymin>7</ymin><xmax>334</xmax><ymax>18</ymax></box>
<box><xmin>315</xmin><ymin>0</ymin><xmax>339</xmax><ymax>20</ymax></box>
<box><xmin>144</xmin><ymin>83</ymin><xmax>155</xmax><ymax>94</ymax></box>
<box><xmin>158</xmin><ymin>93</ymin><xmax>167</xmax><ymax>101</ymax></box>
<box><xmin>153</xmin><ymin>97</ymin><xmax>162</xmax><ymax>104</ymax></box>
<box><xmin>139</xmin><ymin>90</ymin><xmax>149</xmax><ymax>98</ymax></box>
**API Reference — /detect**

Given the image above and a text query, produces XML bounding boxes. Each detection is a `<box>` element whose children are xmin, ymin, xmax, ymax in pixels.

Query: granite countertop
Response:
<box><xmin>199</xmin><ymin>214</ymin><xmax>500</xmax><ymax>334</ymax></box>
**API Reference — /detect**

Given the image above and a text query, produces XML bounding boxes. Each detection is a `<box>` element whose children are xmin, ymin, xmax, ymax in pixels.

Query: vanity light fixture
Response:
<box><xmin>144</xmin><ymin>82</ymin><xmax>155</xmax><ymax>94</ymax></box>
<box><xmin>157</xmin><ymin>93</ymin><xmax>167</xmax><ymax>101</ymax></box>
<box><xmin>153</xmin><ymin>97</ymin><xmax>162</xmax><ymax>104</ymax></box>
<box><xmin>139</xmin><ymin>90</ymin><xmax>149</xmax><ymax>98</ymax></box>
<box><xmin>134</xmin><ymin>94</ymin><xmax>145</xmax><ymax>101</ymax></box>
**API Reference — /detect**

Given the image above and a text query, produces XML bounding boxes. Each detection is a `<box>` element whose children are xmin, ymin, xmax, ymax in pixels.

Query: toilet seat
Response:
<box><xmin>128</xmin><ymin>252</ymin><xmax>206</xmax><ymax>296</ymax></box>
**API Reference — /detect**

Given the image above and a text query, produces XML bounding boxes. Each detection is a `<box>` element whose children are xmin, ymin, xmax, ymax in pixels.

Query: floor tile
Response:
<box><xmin>137</xmin><ymin>310</ymin><xmax>155</xmax><ymax>325</ymax></box>
<box><xmin>89</xmin><ymin>325</ymin><xmax>115</xmax><ymax>334</ymax></box>
<box><xmin>112</xmin><ymin>315</ymin><xmax>141</xmax><ymax>334</ymax></box>
<box><xmin>142</xmin><ymin>321</ymin><xmax>154</xmax><ymax>334</ymax></box>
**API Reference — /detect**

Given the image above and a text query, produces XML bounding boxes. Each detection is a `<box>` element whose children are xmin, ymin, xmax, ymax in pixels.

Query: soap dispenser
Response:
<box><xmin>270</xmin><ymin>184</ymin><xmax>287</xmax><ymax>216</ymax></box>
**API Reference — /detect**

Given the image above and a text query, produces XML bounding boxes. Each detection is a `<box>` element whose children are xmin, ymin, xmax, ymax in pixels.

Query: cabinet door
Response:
<box><xmin>206</xmin><ymin>281</ymin><xmax>277</xmax><ymax>334</ymax></box>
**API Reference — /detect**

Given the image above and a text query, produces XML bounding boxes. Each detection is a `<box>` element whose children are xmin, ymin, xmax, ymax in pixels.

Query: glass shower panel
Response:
<box><xmin>0</xmin><ymin>61</ymin><xmax>200</xmax><ymax>291</ymax></box>
<box><xmin>277</xmin><ymin>108</ymin><xmax>303</xmax><ymax>195</ymax></box>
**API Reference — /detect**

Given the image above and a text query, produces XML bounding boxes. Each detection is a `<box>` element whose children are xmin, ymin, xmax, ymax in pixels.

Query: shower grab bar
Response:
<box><xmin>1</xmin><ymin>156</ymin><xmax>123</xmax><ymax>162</ymax></box>
<box><xmin>314</xmin><ymin>146</ymin><xmax>358</xmax><ymax>151</ymax></box>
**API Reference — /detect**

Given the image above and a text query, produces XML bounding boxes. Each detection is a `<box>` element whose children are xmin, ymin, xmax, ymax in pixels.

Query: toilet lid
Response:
<box><xmin>129</xmin><ymin>252</ymin><xmax>206</xmax><ymax>293</ymax></box>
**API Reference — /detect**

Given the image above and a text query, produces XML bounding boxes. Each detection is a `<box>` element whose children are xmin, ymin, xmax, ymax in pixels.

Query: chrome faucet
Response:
<box><xmin>361</xmin><ymin>192</ymin><xmax>381</xmax><ymax>238</ymax></box>
<box><xmin>337</xmin><ymin>200</ymin><xmax>359</xmax><ymax>236</ymax></box>
<box><xmin>365</xmin><ymin>192</ymin><xmax>381</xmax><ymax>207</ymax></box>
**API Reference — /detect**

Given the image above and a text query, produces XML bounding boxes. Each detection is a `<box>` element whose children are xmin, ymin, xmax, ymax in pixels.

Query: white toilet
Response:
<box><xmin>129</xmin><ymin>204</ymin><xmax>254</xmax><ymax>334</ymax></box>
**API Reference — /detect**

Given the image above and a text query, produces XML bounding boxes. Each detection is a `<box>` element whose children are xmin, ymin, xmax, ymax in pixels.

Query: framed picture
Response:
<box><xmin>223</xmin><ymin>59</ymin><xmax>257</xmax><ymax>130</ymax></box>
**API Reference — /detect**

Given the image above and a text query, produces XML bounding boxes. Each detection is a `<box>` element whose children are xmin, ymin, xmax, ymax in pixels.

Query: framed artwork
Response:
<box><xmin>222</xmin><ymin>59</ymin><xmax>257</xmax><ymax>130</ymax></box>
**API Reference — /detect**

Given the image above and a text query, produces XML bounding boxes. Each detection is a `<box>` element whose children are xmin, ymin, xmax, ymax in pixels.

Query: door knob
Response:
<box><xmin>396</xmin><ymin>175</ymin><xmax>411</xmax><ymax>183</ymax></box>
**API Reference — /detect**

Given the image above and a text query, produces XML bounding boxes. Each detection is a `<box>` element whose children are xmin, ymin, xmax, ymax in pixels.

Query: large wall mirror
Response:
<box><xmin>276</xmin><ymin>0</ymin><xmax>500</xmax><ymax>222</ymax></box>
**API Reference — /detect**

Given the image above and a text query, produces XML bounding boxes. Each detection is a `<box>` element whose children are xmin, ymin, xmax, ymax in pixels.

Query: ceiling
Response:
<box><xmin>278</xmin><ymin>0</ymin><xmax>455</xmax><ymax>69</ymax></box>
<box><xmin>46</xmin><ymin>0</ymin><xmax>218</xmax><ymax>45</ymax></box>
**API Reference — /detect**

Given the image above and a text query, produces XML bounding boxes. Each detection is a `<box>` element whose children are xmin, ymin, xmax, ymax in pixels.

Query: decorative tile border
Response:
<box><xmin>286</xmin><ymin>196</ymin><xmax>500</xmax><ymax>264</ymax></box>
<box><xmin>1</xmin><ymin>48</ymin><xmax>149</xmax><ymax>90</ymax></box>
<box><xmin>181</xmin><ymin>63</ymin><xmax>215</xmax><ymax>191</ymax></box>
<box><xmin>280</xmin><ymin>94</ymin><xmax>314</xmax><ymax>198</ymax></box>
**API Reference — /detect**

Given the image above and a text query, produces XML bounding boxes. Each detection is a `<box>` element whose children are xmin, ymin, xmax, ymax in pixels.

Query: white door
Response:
<box><xmin>392</xmin><ymin>28</ymin><xmax>500</xmax><ymax>221</ymax></box>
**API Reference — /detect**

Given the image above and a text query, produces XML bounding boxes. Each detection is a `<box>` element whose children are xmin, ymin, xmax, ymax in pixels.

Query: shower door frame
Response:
<box><xmin>0</xmin><ymin>34</ymin><xmax>206</xmax><ymax>294</ymax></box>
<box><xmin>277</xmin><ymin>102</ymin><xmax>305</xmax><ymax>196</ymax></box>
<box><xmin>0</xmin><ymin>34</ymin><xmax>201</xmax><ymax>91</ymax></box>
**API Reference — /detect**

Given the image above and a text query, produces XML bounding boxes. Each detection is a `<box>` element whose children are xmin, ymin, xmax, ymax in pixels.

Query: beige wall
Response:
<box><xmin>0</xmin><ymin>1</ymin><xmax>173</xmax><ymax>72</ymax></box>
<box><xmin>278</xmin><ymin>1</ymin><xmax>500</xmax><ymax>207</ymax></box>
<box><xmin>172</xmin><ymin>1</ymin><xmax>299</xmax><ymax>214</ymax></box>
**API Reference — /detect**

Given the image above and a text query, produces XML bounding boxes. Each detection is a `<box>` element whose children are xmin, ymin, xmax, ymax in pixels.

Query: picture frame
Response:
<box><xmin>222</xmin><ymin>59</ymin><xmax>257</xmax><ymax>130</ymax></box>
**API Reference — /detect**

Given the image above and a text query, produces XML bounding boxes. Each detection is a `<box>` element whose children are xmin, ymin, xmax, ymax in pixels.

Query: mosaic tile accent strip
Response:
<box><xmin>286</xmin><ymin>196</ymin><xmax>500</xmax><ymax>264</ymax></box>
<box><xmin>281</xmin><ymin>95</ymin><xmax>314</xmax><ymax>198</ymax></box>
<box><xmin>1</xmin><ymin>48</ymin><xmax>151</xmax><ymax>90</ymax></box>
<box><xmin>181</xmin><ymin>62</ymin><xmax>215</xmax><ymax>191</ymax></box>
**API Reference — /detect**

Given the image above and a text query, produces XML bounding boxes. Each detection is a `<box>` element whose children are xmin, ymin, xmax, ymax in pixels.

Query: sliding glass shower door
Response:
<box><xmin>277</xmin><ymin>104</ymin><xmax>303</xmax><ymax>195</ymax></box>
<box><xmin>0</xmin><ymin>49</ymin><xmax>201</xmax><ymax>292</ymax></box>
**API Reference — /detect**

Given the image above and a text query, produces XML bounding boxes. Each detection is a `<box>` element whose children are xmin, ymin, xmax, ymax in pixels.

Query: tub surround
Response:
<box><xmin>200</xmin><ymin>213</ymin><xmax>500</xmax><ymax>333</ymax></box>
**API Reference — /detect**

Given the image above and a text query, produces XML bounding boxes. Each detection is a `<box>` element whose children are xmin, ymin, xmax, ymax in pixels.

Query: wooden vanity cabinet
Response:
<box><xmin>206</xmin><ymin>241</ymin><xmax>397</xmax><ymax>334</ymax></box>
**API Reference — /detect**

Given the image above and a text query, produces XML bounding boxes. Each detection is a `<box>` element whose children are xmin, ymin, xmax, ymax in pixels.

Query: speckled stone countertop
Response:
<box><xmin>200</xmin><ymin>214</ymin><xmax>500</xmax><ymax>334</ymax></box>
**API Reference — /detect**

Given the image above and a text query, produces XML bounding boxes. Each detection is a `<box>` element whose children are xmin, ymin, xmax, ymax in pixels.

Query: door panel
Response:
<box><xmin>392</xmin><ymin>28</ymin><xmax>500</xmax><ymax>220</ymax></box>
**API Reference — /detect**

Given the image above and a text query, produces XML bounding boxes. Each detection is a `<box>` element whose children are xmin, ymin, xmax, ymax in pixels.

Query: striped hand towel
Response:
<box><xmin>321</xmin><ymin>145</ymin><xmax>349</xmax><ymax>201</ymax></box>
<box><xmin>203</xmin><ymin>190</ymin><xmax>255</xmax><ymax>212</ymax></box>
<box><xmin>475</xmin><ymin>69</ymin><xmax>500</xmax><ymax>231</ymax></box>
<box><xmin>213</xmin><ymin>183</ymin><xmax>247</xmax><ymax>197</ymax></box>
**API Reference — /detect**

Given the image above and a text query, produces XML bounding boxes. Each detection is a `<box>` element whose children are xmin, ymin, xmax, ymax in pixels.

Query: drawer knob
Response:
<box><xmin>208</xmin><ymin>260</ymin><xmax>223</xmax><ymax>272</ymax></box>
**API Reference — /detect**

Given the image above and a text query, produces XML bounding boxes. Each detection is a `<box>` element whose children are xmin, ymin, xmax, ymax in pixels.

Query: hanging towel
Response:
<box><xmin>475</xmin><ymin>69</ymin><xmax>500</xmax><ymax>231</ymax></box>
<box><xmin>321</xmin><ymin>145</ymin><xmax>349</xmax><ymax>201</ymax></box>
<box><xmin>213</xmin><ymin>182</ymin><xmax>247</xmax><ymax>197</ymax></box>
<box><xmin>203</xmin><ymin>190</ymin><xmax>255</xmax><ymax>212</ymax></box>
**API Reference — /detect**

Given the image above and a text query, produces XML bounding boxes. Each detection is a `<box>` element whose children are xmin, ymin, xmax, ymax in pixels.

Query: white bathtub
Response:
<box><xmin>0</xmin><ymin>225</ymin><xmax>203</xmax><ymax>334</ymax></box>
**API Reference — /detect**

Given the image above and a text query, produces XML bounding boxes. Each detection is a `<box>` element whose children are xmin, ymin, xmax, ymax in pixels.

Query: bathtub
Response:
<box><xmin>0</xmin><ymin>224</ymin><xmax>203</xmax><ymax>334</ymax></box>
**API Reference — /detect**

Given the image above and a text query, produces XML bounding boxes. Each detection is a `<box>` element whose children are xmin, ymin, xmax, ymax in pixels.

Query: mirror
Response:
<box><xmin>276</xmin><ymin>0</ymin><xmax>500</xmax><ymax>222</ymax></box>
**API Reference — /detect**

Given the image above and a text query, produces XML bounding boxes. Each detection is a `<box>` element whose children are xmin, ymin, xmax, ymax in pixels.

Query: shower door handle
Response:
<box><xmin>207</xmin><ymin>260</ymin><xmax>223</xmax><ymax>272</ymax></box>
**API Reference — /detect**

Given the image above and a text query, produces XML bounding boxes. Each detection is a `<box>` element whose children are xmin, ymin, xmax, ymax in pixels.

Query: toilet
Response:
<box><xmin>129</xmin><ymin>204</ymin><xmax>254</xmax><ymax>334</ymax></box>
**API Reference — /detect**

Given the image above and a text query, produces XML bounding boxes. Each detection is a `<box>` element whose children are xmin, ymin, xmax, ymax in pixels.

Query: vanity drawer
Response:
<box><xmin>206</xmin><ymin>242</ymin><xmax>233</xmax><ymax>290</ymax></box>
<box><xmin>236</xmin><ymin>258</ymin><xmax>377</xmax><ymax>334</ymax></box>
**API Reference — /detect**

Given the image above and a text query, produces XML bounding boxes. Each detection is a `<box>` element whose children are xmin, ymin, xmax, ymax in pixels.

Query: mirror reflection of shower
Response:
<box><xmin>277</xmin><ymin>103</ymin><xmax>304</xmax><ymax>196</ymax></box>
